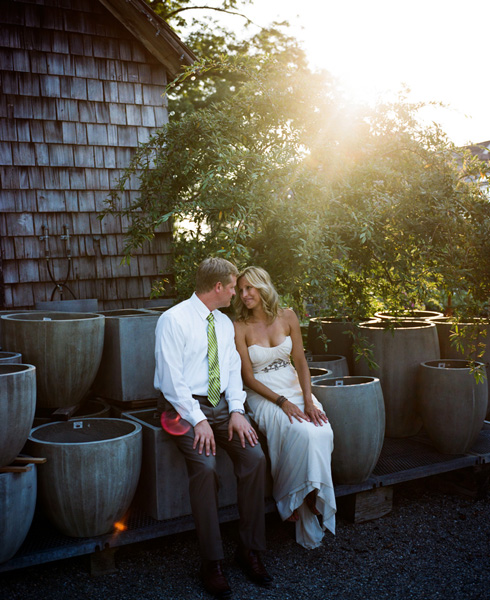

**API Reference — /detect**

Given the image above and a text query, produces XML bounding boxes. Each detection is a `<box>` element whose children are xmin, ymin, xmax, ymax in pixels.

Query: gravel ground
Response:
<box><xmin>2</xmin><ymin>474</ymin><xmax>490</xmax><ymax>600</ymax></box>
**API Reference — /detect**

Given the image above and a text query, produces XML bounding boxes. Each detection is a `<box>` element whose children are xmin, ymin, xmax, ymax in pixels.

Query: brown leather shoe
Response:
<box><xmin>235</xmin><ymin>548</ymin><xmax>273</xmax><ymax>587</ymax></box>
<box><xmin>199</xmin><ymin>560</ymin><xmax>232</xmax><ymax>598</ymax></box>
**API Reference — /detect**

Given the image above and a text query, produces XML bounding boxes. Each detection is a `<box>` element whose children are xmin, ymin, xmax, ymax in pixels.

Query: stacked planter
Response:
<box><xmin>313</xmin><ymin>376</ymin><xmax>385</xmax><ymax>484</ymax></box>
<box><xmin>27</xmin><ymin>418</ymin><xmax>142</xmax><ymax>537</ymax></box>
<box><xmin>1</xmin><ymin>312</ymin><xmax>105</xmax><ymax>409</ymax></box>
<box><xmin>0</xmin><ymin>363</ymin><xmax>37</xmax><ymax>563</ymax></box>
<box><xmin>354</xmin><ymin>321</ymin><xmax>440</xmax><ymax>437</ymax></box>
<box><xmin>0</xmin><ymin>351</ymin><xmax>22</xmax><ymax>364</ymax></box>
<box><xmin>93</xmin><ymin>309</ymin><xmax>160</xmax><ymax>403</ymax></box>
<box><xmin>307</xmin><ymin>318</ymin><xmax>356</xmax><ymax>373</ymax></box>
<box><xmin>374</xmin><ymin>310</ymin><xmax>443</xmax><ymax>322</ymax></box>
<box><xmin>306</xmin><ymin>354</ymin><xmax>349</xmax><ymax>377</ymax></box>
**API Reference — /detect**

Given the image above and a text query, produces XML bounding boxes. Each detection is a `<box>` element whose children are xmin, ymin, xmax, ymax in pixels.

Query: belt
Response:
<box><xmin>192</xmin><ymin>392</ymin><xmax>226</xmax><ymax>406</ymax></box>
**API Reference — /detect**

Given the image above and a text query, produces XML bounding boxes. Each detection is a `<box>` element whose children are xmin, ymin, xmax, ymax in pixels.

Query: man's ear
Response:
<box><xmin>215</xmin><ymin>281</ymin><xmax>223</xmax><ymax>293</ymax></box>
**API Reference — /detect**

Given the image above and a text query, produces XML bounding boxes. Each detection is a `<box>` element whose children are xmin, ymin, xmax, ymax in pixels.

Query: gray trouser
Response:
<box><xmin>165</xmin><ymin>395</ymin><xmax>267</xmax><ymax>561</ymax></box>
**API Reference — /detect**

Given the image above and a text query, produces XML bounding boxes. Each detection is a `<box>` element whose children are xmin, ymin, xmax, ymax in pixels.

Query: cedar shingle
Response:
<box><xmin>0</xmin><ymin>141</ymin><xmax>13</xmax><ymax>165</ymax></box>
<box><xmin>46</xmin><ymin>54</ymin><xmax>65</xmax><ymax>76</ymax></box>
<box><xmin>13</xmin><ymin>142</ymin><xmax>36</xmax><ymax>165</ymax></box>
<box><xmin>44</xmin><ymin>120</ymin><xmax>63</xmax><ymax>143</ymax></box>
<box><xmin>16</xmin><ymin>120</ymin><xmax>31</xmax><ymax>142</ymax></box>
<box><xmin>1</xmin><ymin>71</ymin><xmax>19</xmax><ymax>94</ymax></box>
<box><xmin>118</xmin><ymin>126</ymin><xmax>138</xmax><ymax>147</ymax></box>
<box><xmin>86</xmin><ymin>123</ymin><xmax>108</xmax><ymax>145</ymax></box>
<box><xmin>2</xmin><ymin>235</ymin><xmax>15</xmax><ymax>260</ymax></box>
<box><xmin>75</xmin><ymin>56</ymin><xmax>96</xmax><ymax>78</ymax></box>
<box><xmin>79</xmin><ymin>101</ymin><xmax>97</xmax><ymax>123</ymax></box>
<box><xmin>40</xmin><ymin>74</ymin><xmax>61</xmax><ymax>97</ymax></box>
<box><xmin>78</xmin><ymin>190</ymin><xmax>95</xmax><ymax>211</ymax></box>
<box><xmin>118</xmin><ymin>82</ymin><xmax>135</xmax><ymax>104</ymax></box>
<box><xmin>73</xmin><ymin>145</ymin><xmax>95</xmax><ymax>168</ymax></box>
<box><xmin>12</xmin><ymin>49</ymin><xmax>29</xmax><ymax>72</ymax></box>
<box><xmin>103</xmin><ymin>147</ymin><xmax>116</xmax><ymax>169</ymax></box>
<box><xmin>34</xmin><ymin>142</ymin><xmax>49</xmax><ymax>166</ymax></box>
<box><xmin>19</xmin><ymin>73</ymin><xmax>41</xmax><ymax>96</ymax></box>
<box><xmin>6</xmin><ymin>212</ymin><xmax>34</xmax><ymax>236</ymax></box>
<box><xmin>109</xmin><ymin>103</ymin><xmax>126</xmax><ymax>125</ymax></box>
<box><xmin>30</xmin><ymin>120</ymin><xmax>44</xmax><ymax>142</ymax></box>
<box><xmin>30</xmin><ymin>51</ymin><xmax>48</xmax><ymax>74</ymax></box>
<box><xmin>103</xmin><ymin>80</ymin><xmax>118</xmax><ymax>102</ymax></box>
<box><xmin>49</xmin><ymin>144</ymin><xmax>74</xmax><ymax>167</ymax></box>
<box><xmin>52</xmin><ymin>31</ymin><xmax>69</xmax><ymax>54</ymax></box>
<box><xmin>126</xmin><ymin>105</ymin><xmax>142</xmax><ymax>126</ymax></box>
<box><xmin>87</xmin><ymin>79</ymin><xmax>104</xmax><ymax>101</ymax></box>
<box><xmin>75</xmin><ymin>122</ymin><xmax>87</xmax><ymax>144</ymax></box>
<box><xmin>69</xmin><ymin>167</ymin><xmax>86</xmax><ymax>190</ymax></box>
<box><xmin>65</xmin><ymin>190</ymin><xmax>78</xmax><ymax>211</ymax></box>
<box><xmin>62</xmin><ymin>121</ymin><xmax>76</xmax><ymax>142</ymax></box>
<box><xmin>56</xmin><ymin>98</ymin><xmax>79</xmax><ymax>121</ymax></box>
<box><xmin>37</xmin><ymin>189</ymin><xmax>65</xmax><ymax>212</ymax></box>
<box><xmin>95</xmin><ymin>102</ymin><xmax>109</xmax><ymax>123</ymax></box>
<box><xmin>12</xmin><ymin>284</ymin><xmax>34</xmax><ymax>307</ymax></box>
<box><xmin>0</xmin><ymin>117</ymin><xmax>17</xmax><ymax>140</ymax></box>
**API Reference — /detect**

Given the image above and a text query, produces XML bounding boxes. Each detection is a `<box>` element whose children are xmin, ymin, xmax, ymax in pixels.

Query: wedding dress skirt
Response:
<box><xmin>245</xmin><ymin>336</ymin><xmax>336</xmax><ymax>549</ymax></box>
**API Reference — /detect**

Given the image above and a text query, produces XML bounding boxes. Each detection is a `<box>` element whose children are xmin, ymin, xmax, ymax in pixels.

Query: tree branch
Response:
<box><xmin>165</xmin><ymin>5</ymin><xmax>256</xmax><ymax>26</ymax></box>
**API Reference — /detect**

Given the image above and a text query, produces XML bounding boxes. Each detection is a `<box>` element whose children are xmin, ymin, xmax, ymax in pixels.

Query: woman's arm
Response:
<box><xmin>286</xmin><ymin>309</ymin><xmax>328</xmax><ymax>426</ymax></box>
<box><xmin>234</xmin><ymin>321</ymin><xmax>309</xmax><ymax>424</ymax></box>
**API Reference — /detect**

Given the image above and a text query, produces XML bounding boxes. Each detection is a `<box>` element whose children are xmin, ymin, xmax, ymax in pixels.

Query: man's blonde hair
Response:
<box><xmin>195</xmin><ymin>257</ymin><xmax>239</xmax><ymax>293</ymax></box>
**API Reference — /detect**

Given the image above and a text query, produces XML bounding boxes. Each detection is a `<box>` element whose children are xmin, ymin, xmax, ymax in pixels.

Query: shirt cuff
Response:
<box><xmin>183</xmin><ymin>406</ymin><xmax>206</xmax><ymax>428</ymax></box>
<box><xmin>227</xmin><ymin>398</ymin><xmax>246</xmax><ymax>414</ymax></box>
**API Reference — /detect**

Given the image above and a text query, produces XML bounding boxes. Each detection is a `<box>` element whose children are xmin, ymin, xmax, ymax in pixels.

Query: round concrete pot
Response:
<box><xmin>305</xmin><ymin>354</ymin><xmax>349</xmax><ymax>377</ymax></box>
<box><xmin>313</xmin><ymin>376</ymin><xmax>385</xmax><ymax>484</ymax></box>
<box><xmin>1</xmin><ymin>312</ymin><xmax>104</xmax><ymax>409</ymax></box>
<box><xmin>432</xmin><ymin>318</ymin><xmax>490</xmax><ymax>420</ymax></box>
<box><xmin>0</xmin><ymin>462</ymin><xmax>37</xmax><ymax>563</ymax></box>
<box><xmin>0</xmin><ymin>364</ymin><xmax>36</xmax><ymax>468</ymax></box>
<box><xmin>418</xmin><ymin>359</ymin><xmax>487</xmax><ymax>454</ymax></box>
<box><xmin>0</xmin><ymin>351</ymin><xmax>22</xmax><ymax>364</ymax></box>
<box><xmin>308</xmin><ymin>367</ymin><xmax>333</xmax><ymax>383</ymax></box>
<box><xmin>354</xmin><ymin>321</ymin><xmax>440</xmax><ymax>438</ymax></box>
<box><xmin>27</xmin><ymin>418</ymin><xmax>142</xmax><ymax>537</ymax></box>
<box><xmin>374</xmin><ymin>310</ymin><xmax>443</xmax><ymax>322</ymax></box>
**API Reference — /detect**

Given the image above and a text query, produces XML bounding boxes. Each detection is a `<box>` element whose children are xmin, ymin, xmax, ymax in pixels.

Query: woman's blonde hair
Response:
<box><xmin>234</xmin><ymin>266</ymin><xmax>279</xmax><ymax>322</ymax></box>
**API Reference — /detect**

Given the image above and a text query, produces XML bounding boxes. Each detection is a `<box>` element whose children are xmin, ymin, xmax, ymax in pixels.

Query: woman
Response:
<box><xmin>233</xmin><ymin>266</ymin><xmax>336</xmax><ymax>550</ymax></box>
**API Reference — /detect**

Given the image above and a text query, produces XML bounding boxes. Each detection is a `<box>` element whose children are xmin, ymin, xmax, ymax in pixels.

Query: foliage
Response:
<box><xmin>102</xmin><ymin>54</ymin><xmax>490</xmax><ymax>322</ymax></box>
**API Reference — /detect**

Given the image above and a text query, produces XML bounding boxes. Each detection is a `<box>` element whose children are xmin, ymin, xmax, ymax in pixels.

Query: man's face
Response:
<box><xmin>216</xmin><ymin>275</ymin><xmax>237</xmax><ymax>308</ymax></box>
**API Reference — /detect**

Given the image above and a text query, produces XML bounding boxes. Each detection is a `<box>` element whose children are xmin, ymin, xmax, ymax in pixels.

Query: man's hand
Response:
<box><xmin>228</xmin><ymin>412</ymin><xmax>258</xmax><ymax>448</ymax></box>
<box><xmin>193</xmin><ymin>419</ymin><xmax>216</xmax><ymax>456</ymax></box>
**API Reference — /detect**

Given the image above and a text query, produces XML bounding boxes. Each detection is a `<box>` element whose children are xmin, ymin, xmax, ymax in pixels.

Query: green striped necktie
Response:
<box><xmin>206</xmin><ymin>313</ymin><xmax>221</xmax><ymax>406</ymax></box>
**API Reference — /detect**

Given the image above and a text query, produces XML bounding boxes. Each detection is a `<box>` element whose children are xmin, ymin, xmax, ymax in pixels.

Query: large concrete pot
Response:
<box><xmin>354</xmin><ymin>321</ymin><xmax>440</xmax><ymax>438</ymax></box>
<box><xmin>0</xmin><ymin>351</ymin><xmax>22</xmax><ymax>364</ymax></box>
<box><xmin>93</xmin><ymin>309</ymin><xmax>160</xmax><ymax>402</ymax></box>
<box><xmin>0</xmin><ymin>364</ymin><xmax>36</xmax><ymax>468</ymax></box>
<box><xmin>313</xmin><ymin>376</ymin><xmax>385</xmax><ymax>484</ymax></box>
<box><xmin>1</xmin><ymin>312</ymin><xmax>104</xmax><ymax>409</ymax></box>
<box><xmin>306</xmin><ymin>354</ymin><xmax>349</xmax><ymax>377</ymax></box>
<box><xmin>375</xmin><ymin>310</ymin><xmax>443</xmax><ymax>322</ymax></box>
<box><xmin>0</xmin><ymin>463</ymin><xmax>37</xmax><ymax>563</ymax></box>
<box><xmin>418</xmin><ymin>360</ymin><xmax>487</xmax><ymax>454</ymax></box>
<box><xmin>432</xmin><ymin>318</ymin><xmax>490</xmax><ymax>419</ymax></box>
<box><xmin>27</xmin><ymin>418</ymin><xmax>142</xmax><ymax>537</ymax></box>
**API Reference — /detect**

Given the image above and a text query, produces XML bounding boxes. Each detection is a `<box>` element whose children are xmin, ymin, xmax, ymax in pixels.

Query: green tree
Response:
<box><xmin>102</xmin><ymin>56</ymin><xmax>490</xmax><ymax>319</ymax></box>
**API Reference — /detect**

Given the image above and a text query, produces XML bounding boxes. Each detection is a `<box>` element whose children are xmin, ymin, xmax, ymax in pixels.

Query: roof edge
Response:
<box><xmin>98</xmin><ymin>0</ymin><xmax>196</xmax><ymax>78</ymax></box>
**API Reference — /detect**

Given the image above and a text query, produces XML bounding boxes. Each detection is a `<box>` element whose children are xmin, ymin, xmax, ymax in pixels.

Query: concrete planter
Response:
<box><xmin>418</xmin><ymin>359</ymin><xmax>487</xmax><ymax>454</ymax></box>
<box><xmin>0</xmin><ymin>364</ymin><xmax>36</xmax><ymax>468</ymax></box>
<box><xmin>307</xmin><ymin>318</ymin><xmax>356</xmax><ymax>372</ymax></box>
<box><xmin>122</xmin><ymin>409</ymin><xmax>238</xmax><ymax>521</ymax></box>
<box><xmin>432</xmin><ymin>318</ymin><xmax>490</xmax><ymax>419</ymax></box>
<box><xmin>309</xmin><ymin>367</ymin><xmax>333</xmax><ymax>383</ymax></box>
<box><xmin>1</xmin><ymin>312</ymin><xmax>104</xmax><ymax>409</ymax></box>
<box><xmin>354</xmin><ymin>321</ymin><xmax>440</xmax><ymax>437</ymax></box>
<box><xmin>0</xmin><ymin>351</ymin><xmax>22</xmax><ymax>364</ymax></box>
<box><xmin>27</xmin><ymin>418</ymin><xmax>142</xmax><ymax>537</ymax></box>
<box><xmin>34</xmin><ymin>299</ymin><xmax>98</xmax><ymax>312</ymax></box>
<box><xmin>93</xmin><ymin>310</ymin><xmax>160</xmax><ymax>402</ymax></box>
<box><xmin>306</xmin><ymin>354</ymin><xmax>349</xmax><ymax>377</ymax></box>
<box><xmin>313</xmin><ymin>376</ymin><xmax>385</xmax><ymax>484</ymax></box>
<box><xmin>0</xmin><ymin>463</ymin><xmax>37</xmax><ymax>563</ymax></box>
<box><xmin>374</xmin><ymin>310</ymin><xmax>443</xmax><ymax>322</ymax></box>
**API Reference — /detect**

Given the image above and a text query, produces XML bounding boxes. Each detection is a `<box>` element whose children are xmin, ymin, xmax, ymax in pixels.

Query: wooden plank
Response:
<box><xmin>336</xmin><ymin>486</ymin><xmax>393</xmax><ymax>523</ymax></box>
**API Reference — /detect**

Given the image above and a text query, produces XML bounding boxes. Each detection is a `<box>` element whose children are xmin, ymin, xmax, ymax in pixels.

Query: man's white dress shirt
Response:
<box><xmin>154</xmin><ymin>293</ymin><xmax>247</xmax><ymax>426</ymax></box>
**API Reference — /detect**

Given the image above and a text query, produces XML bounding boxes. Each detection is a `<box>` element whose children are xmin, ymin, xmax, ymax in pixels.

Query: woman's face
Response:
<box><xmin>238</xmin><ymin>276</ymin><xmax>262</xmax><ymax>310</ymax></box>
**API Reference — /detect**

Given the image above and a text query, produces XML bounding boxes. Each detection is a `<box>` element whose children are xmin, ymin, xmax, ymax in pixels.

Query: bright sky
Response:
<box><xmin>213</xmin><ymin>0</ymin><xmax>490</xmax><ymax>146</ymax></box>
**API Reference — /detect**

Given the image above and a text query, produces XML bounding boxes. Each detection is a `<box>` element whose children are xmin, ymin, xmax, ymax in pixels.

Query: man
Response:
<box><xmin>154</xmin><ymin>257</ymin><xmax>272</xmax><ymax>597</ymax></box>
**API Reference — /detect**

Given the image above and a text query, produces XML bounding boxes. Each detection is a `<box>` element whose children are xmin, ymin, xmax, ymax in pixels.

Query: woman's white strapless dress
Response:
<box><xmin>245</xmin><ymin>336</ymin><xmax>336</xmax><ymax>549</ymax></box>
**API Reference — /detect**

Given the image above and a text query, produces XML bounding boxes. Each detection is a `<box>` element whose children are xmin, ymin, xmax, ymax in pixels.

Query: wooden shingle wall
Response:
<box><xmin>0</xmin><ymin>0</ymin><xmax>173</xmax><ymax>310</ymax></box>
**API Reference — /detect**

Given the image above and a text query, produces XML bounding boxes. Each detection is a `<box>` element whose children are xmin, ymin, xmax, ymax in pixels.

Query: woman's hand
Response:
<box><xmin>304</xmin><ymin>404</ymin><xmax>329</xmax><ymax>427</ymax></box>
<box><xmin>281</xmin><ymin>400</ymin><xmax>311</xmax><ymax>424</ymax></box>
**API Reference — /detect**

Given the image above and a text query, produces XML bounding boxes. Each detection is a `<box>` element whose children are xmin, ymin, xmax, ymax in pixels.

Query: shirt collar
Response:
<box><xmin>190</xmin><ymin>292</ymin><xmax>216</xmax><ymax>320</ymax></box>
